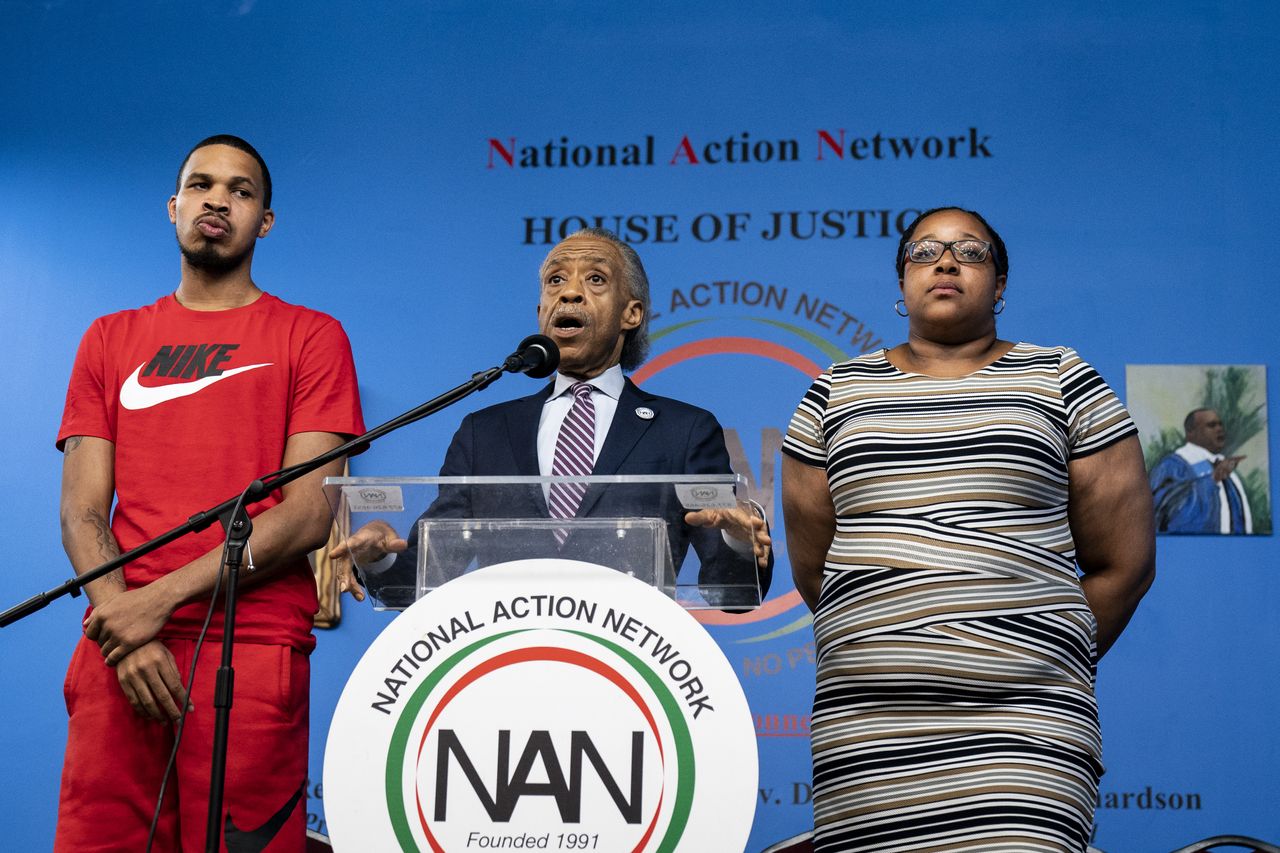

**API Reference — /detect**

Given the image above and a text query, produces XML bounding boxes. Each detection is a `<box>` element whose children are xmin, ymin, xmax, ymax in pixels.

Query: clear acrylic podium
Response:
<box><xmin>321</xmin><ymin>474</ymin><xmax>765</xmax><ymax>611</ymax></box>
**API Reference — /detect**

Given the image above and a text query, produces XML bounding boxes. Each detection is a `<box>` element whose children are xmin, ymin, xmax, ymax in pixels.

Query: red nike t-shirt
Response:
<box><xmin>57</xmin><ymin>293</ymin><xmax>365</xmax><ymax>652</ymax></box>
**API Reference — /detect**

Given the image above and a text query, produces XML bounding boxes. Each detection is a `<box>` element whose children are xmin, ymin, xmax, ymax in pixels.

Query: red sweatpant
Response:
<box><xmin>55</xmin><ymin>635</ymin><xmax>309</xmax><ymax>852</ymax></box>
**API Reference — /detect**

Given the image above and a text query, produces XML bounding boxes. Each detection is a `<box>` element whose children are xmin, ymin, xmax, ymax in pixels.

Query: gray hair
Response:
<box><xmin>557</xmin><ymin>227</ymin><xmax>651</xmax><ymax>371</ymax></box>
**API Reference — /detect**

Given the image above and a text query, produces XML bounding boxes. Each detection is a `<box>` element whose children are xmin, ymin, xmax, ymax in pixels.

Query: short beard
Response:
<box><xmin>177</xmin><ymin>235</ymin><xmax>252</xmax><ymax>272</ymax></box>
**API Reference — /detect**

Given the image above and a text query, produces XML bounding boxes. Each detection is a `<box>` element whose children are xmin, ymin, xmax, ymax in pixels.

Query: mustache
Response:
<box><xmin>549</xmin><ymin>307</ymin><xmax>589</xmax><ymax>327</ymax></box>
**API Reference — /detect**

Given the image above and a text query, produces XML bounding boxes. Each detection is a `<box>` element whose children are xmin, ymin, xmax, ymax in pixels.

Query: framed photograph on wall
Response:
<box><xmin>1126</xmin><ymin>364</ymin><xmax>1270</xmax><ymax>536</ymax></box>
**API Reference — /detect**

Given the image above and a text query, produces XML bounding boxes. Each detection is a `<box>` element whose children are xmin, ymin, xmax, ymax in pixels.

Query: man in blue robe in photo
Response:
<box><xmin>1149</xmin><ymin>408</ymin><xmax>1252</xmax><ymax>534</ymax></box>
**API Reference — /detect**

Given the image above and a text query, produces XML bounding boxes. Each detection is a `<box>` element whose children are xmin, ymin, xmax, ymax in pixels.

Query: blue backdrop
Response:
<box><xmin>2</xmin><ymin>2</ymin><xmax>1277</xmax><ymax>851</ymax></box>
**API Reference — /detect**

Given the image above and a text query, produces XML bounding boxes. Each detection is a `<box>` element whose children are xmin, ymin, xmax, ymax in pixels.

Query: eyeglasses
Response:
<box><xmin>904</xmin><ymin>240</ymin><xmax>993</xmax><ymax>265</ymax></box>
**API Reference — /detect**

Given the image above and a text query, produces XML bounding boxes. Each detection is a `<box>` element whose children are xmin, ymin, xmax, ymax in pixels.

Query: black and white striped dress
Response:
<box><xmin>783</xmin><ymin>344</ymin><xmax>1136</xmax><ymax>853</ymax></box>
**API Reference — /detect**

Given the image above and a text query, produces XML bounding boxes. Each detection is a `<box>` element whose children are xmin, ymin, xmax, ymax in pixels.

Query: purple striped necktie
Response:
<box><xmin>549</xmin><ymin>382</ymin><xmax>596</xmax><ymax>544</ymax></box>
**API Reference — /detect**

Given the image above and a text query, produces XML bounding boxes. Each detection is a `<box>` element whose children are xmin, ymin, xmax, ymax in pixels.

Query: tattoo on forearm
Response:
<box><xmin>97</xmin><ymin>570</ymin><xmax>127</xmax><ymax>591</ymax></box>
<box><xmin>82</xmin><ymin>506</ymin><xmax>126</xmax><ymax>591</ymax></box>
<box><xmin>85</xmin><ymin>507</ymin><xmax>122</xmax><ymax>562</ymax></box>
<box><xmin>63</xmin><ymin>435</ymin><xmax>84</xmax><ymax>453</ymax></box>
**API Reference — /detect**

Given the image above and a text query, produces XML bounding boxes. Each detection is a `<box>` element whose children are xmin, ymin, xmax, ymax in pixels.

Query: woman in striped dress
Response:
<box><xmin>781</xmin><ymin>207</ymin><xmax>1155</xmax><ymax>852</ymax></box>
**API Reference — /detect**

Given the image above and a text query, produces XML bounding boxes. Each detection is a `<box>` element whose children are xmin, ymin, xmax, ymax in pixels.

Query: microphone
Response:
<box><xmin>503</xmin><ymin>334</ymin><xmax>560</xmax><ymax>378</ymax></box>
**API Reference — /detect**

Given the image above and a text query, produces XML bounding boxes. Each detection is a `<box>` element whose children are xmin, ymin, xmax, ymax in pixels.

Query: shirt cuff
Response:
<box><xmin>360</xmin><ymin>551</ymin><xmax>398</xmax><ymax>577</ymax></box>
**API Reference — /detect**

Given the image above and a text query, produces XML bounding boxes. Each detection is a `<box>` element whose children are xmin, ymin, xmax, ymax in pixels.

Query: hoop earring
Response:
<box><xmin>993</xmin><ymin>297</ymin><xmax>1006</xmax><ymax>315</ymax></box>
<box><xmin>894</xmin><ymin>299</ymin><xmax>909</xmax><ymax>317</ymax></box>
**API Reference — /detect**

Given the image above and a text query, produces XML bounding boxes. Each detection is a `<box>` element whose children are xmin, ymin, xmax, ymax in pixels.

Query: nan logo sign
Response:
<box><xmin>324</xmin><ymin>560</ymin><xmax>758</xmax><ymax>852</ymax></box>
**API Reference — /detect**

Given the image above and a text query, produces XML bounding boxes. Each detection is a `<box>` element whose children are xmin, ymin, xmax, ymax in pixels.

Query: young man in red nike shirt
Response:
<box><xmin>55</xmin><ymin>135</ymin><xmax>365</xmax><ymax>852</ymax></box>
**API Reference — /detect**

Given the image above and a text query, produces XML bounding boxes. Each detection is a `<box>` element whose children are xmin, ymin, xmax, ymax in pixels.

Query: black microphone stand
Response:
<box><xmin>206</xmin><ymin>498</ymin><xmax>252</xmax><ymax>851</ymax></box>
<box><xmin>1</xmin><ymin>340</ymin><xmax>556</xmax><ymax>853</ymax></box>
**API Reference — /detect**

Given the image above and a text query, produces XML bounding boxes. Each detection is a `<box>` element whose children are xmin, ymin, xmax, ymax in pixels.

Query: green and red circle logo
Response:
<box><xmin>325</xmin><ymin>560</ymin><xmax>757</xmax><ymax>851</ymax></box>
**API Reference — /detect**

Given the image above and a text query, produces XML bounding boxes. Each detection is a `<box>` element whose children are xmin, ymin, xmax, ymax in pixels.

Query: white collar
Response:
<box><xmin>1175</xmin><ymin>441</ymin><xmax>1220</xmax><ymax>464</ymax></box>
<box><xmin>550</xmin><ymin>364</ymin><xmax>625</xmax><ymax>401</ymax></box>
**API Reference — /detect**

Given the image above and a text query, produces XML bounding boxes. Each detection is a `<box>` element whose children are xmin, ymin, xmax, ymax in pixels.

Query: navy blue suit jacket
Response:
<box><xmin>375</xmin><ymin>378</ymin><xmax>771</xmax><ymax>607</ymax></box>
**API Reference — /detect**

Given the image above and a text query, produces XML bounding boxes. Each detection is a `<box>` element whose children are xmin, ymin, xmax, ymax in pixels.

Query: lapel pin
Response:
<box><xmin>635</xmin><ymin>406</ymin><xmax>655</xmax><ymax>420</ymax></box>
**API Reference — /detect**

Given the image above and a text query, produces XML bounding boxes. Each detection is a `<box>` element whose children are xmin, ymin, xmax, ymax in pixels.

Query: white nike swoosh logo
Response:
<box><xmin>119</xmin><ymin>362</ymin><xmax>273</xmax><ymax>410</ymax></box>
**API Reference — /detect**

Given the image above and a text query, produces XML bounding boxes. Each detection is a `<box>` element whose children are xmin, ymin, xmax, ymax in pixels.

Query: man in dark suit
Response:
<box><xmin>333</xmin><ymin>227</ymin><xmax>771</xmax><ymax>606</ymax></box>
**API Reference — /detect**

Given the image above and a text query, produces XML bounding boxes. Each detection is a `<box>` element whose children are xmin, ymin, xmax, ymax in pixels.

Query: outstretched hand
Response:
<box><xmin>328</xmin><ymin>520</ymin><xmax>408</xmax><ymax>601</ymax></box>
<box><xmin>685</xmin><ymin>506</ymin><xmax>772</xmax><ymax>568</ymax></box>
<box><xmin>1212</xmin><ymin>455</ymin><xmax>1245</xmax><ymax>482</ymax></box>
